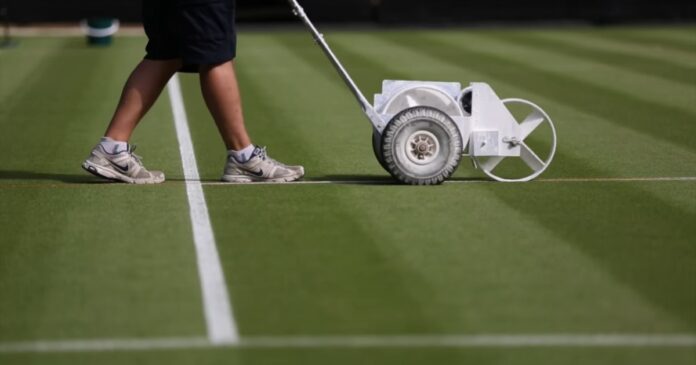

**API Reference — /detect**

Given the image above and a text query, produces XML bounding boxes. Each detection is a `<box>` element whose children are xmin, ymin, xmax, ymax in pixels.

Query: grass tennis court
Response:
<box><xmin>1</xmin><ymin>25</ymin><xmax>695</xmax><ymax>364</ymax></box>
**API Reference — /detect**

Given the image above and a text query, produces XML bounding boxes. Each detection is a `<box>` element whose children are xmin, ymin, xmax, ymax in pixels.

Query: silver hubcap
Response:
<box><xmin>406</xmin><ymin>131</ymin><xmax>440</xmax><ymax>165</ymax></box>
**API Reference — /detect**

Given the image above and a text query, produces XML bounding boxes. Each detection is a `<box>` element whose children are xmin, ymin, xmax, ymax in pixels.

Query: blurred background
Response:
<box><xmin>2</xmin><ymin>0</ymin><xmax>695</xmax><ymax>25</ymax></box>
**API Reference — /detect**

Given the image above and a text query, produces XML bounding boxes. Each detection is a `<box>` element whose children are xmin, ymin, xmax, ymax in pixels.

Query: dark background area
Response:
<box><xmin>1</xmin><ymin>0</ymin><xmax>695</xmax><ymax>25</ymax></box>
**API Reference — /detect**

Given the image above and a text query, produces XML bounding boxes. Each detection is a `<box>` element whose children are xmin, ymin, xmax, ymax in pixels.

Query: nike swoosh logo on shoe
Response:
<box><xmin>250</xmin><ymin>169</ymin><xmax>264</xmax><ymax>177</ymax></box>
<box><xmin>108</xmin><ymin>160</ymin><xmax>129</xmax><ymax>173</ymax></box>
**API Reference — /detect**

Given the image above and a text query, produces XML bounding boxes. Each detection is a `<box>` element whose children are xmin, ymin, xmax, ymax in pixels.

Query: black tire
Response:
<box><xmin>382</xmin><ymin>107</ymin><xmax>463</xmax><ymax>185</ymax></box>
<box><xmin>371</xmin><ymin>129</ymin><xmax>389</xmax><ymax>172</ymax></box>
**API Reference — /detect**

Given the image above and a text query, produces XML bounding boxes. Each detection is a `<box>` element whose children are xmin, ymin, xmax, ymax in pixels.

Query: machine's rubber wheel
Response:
<box><xmin>382</xmin><ymin>107</ymin><xmax>462</xmax><ymax>185</ymax></box>
<box><xmin>371</xmin><ymin>130</ymin><xmax>389</xmax><ymax>172</ymax></box>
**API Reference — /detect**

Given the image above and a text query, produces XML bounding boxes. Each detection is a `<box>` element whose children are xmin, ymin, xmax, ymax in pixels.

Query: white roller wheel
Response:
<box><xmin>473</xmin><ymin>98</ymin><xmax>557</xmax><ymax>182</ymax></box>
<box><xmin>382</xmin><ymin>107</ymin><xmax>463</xmax><ymax>185</ymax></box>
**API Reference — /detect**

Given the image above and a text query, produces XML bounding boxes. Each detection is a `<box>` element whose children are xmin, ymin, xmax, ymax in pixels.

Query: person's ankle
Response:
<box><xmin>100</xmin><ymin>137</ymin><xmax>128</xmax><ymax>154</ymax></box>
<box><xmin>228</xmin><ymin>144</ymin><xmax>255</xmax><ymax>163</ymax></box>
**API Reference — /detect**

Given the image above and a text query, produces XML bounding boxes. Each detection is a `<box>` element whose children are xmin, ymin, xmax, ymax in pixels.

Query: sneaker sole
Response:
<box><xmin>221</xmin><ymin>173</ymin><xmax>304</xmax><ymax>184</ymax></box>
<box><xmin>82</xmin><ymin>161</ymin><xmax>165</xmax><ymax>185</ymax></box>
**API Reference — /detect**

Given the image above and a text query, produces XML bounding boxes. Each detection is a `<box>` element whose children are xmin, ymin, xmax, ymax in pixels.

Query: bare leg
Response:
<box><xmin>104</xmin><ymin>59</ymin><xmax>182</xmax><ymax>141</ymax></box>
<box><xmin>199</xmin><ymin>60</ymin><xmax>252</xmax><ymax>151</ymax></box>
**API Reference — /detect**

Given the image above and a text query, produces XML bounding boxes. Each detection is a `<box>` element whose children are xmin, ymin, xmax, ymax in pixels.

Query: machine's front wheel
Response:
<box><xmin>382</xmin><ymin>107</ymin><xmax>462</xmax><ymax>185</ymax></box>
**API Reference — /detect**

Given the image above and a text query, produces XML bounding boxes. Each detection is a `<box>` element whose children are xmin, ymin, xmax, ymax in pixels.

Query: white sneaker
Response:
<box><xmin>82</xmin><ymin>144</ymin><xmax>165</xmax><ymax>184</ymax></box>
<box><xmin>222</xmin><ymin>146</ymin><xmax>304</xmax><ymax>183</ymax></box>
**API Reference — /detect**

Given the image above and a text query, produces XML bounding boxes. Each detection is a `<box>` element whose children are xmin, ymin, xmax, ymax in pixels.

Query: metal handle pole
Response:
<box><xmin>287</xmin><ymin>0</ymin><xmax>375</xmax><ymax>114</ymax></box>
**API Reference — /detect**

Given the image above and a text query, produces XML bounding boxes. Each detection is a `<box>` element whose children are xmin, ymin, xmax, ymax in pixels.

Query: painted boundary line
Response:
<box><xmin>167</xmin><ymin>75</ymin><xmax>239</xmax><ymax>344</ymax></box>
<box><xmin>1</xmin><ymin>334</ymin><xmax>695</xmax><ymax>353</ymax></box>
<box><xmin>200</xmin><ymin>176</ymin><xmax>696</xmax><ymax>186</ymax></box>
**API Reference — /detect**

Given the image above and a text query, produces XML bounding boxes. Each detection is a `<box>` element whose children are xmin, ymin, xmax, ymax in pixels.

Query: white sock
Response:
<box><xmin>99</xmin><ymin>137</ymin><xmax>128</xmax><ymax>155</ymax></box>
<box><xmin>228</xmin><ymin>144</ymin><xmax>256</xmax><ymax>163</ymax></box>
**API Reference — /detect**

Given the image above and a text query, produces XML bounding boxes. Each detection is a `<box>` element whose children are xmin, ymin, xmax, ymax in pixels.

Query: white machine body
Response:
<box><xmin>373</xmin><ymin>81</ymin><xmax>523</xmax><ymax>158</ymax></box>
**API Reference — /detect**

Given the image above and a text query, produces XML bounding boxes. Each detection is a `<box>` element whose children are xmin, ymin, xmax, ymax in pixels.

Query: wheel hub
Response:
<box><xmin>406</xmin><ymin>131</ymin><xmax>440</xmax><ymax>165</ymax></box>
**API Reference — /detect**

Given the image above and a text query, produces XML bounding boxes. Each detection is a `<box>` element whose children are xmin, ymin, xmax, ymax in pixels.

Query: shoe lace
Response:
<box><xmin>256</xmin><ymin>146</ymin><xmax>289</xmax><ymax>168</ymax></box>
<box><xmin>128</xmin><ymin>145</ymin><xmax>145</xmax><ymax>167</ymax></box>
<box><xmin>255</xmin><ymin>146</ymin><xmax>268</xmax><ymax>160</ymax></box>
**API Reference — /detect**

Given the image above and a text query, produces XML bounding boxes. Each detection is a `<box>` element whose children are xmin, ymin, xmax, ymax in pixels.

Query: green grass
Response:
<box><xmin>1</xmin><ymin>25</ymin><xmax>695</xmax><ymax>364</ymax></box>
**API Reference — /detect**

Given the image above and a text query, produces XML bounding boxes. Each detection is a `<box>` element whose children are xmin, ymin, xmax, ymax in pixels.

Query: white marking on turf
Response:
<box><xmin>0</xmin><ymin>338</ymin><xmax>211</xmax><ymax>353</ymax></box>
<box><xmin>241</xmin><ymin>334</ymin><xmax>696</xmax><ymax>348</ymax></box>
<box><xmin>167</xmin><ymin>75</ymin><xmax>239</xmax><ymax>344</ymax></box>
<box><xmin>539</xmin><ymin>176</ymin><xmax>696</xmax><ymax>183</ymax></box>
<box><xmin>1</xmin><ymin>334</ymin><xmax>694</xmax><ymax>353</ymax></box>
<box><xmin>199</xmin><ymin>176</ymin><xmax>696</xmax><ymax>186</ymax></box>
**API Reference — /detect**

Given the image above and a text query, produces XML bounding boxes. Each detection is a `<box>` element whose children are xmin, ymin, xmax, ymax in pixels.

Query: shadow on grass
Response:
<box><xmin>308</xmin><ymin>174</ymin><xmax>490</xmax><ymax>185</ymax></box>
<box><xmin>167</xmin><ymin>175</ymin><xmax>399</xmax><ymax>185</ymax></box>
<box><xmin>0</xmin><ymin>170</ymin><xmax>109</xmax><ymax>184</ymax></box>
<box><xmin>309</xmin><ymin>174</ymin><xmax>396</xmax><ymax>184</ymax></box>
<box><xmin>167</xmin><ymin>174</ymin><xmax>487</xmax><ymax>186</ymax></box>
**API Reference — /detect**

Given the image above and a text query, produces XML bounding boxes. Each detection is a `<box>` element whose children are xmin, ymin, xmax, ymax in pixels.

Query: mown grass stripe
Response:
<box><xmin>275</xmin><ymin>32</ymin><xmax>412</xmax><ymax>95</ymax></box>
<box><xmin>273</xmin><ymin>33</ymin><xmax>353</xmax><ymax>91</ymax></box>
<box><xmin>531</xmin><ymin>30</ymin><xmax>696</xmax><ymax>70</ymax></box>
<box><xmin>0</xmin><ymin>38</ymin><xmax>70</xmax><ymax>111</ymax></box>
<box><xmin>384</xmin><ymin>31</ymin><xmax>696</xmax><ymax>153</ymax></box>
<box><xmin>601</xmin><ymin>28</ymin><xmax>696</xmax><ymax>54</ymax></box>
<box><xmin>493</xmin><ymin>31</ymin><xmax>696</xmax><ymax>85</ymax></box>
<box><xmin>438</xmin><ymin>30</ymin><xmax>695</xmax><ymax>113</ymax></box>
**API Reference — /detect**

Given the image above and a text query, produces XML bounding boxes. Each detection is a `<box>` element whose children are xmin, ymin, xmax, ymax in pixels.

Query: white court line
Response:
<box><xmin>1</xmin><ymin>334</ymin><xmax>695</xmax><ymax>353</ymax></box>
<box><xmin>168</xmin><ymin>75</ymin><xmax>239</xmax><ymax>344</ymax></box>
<box><xmin>540</xmin><ymin>176</ymin><xmax>696</xmax><ymax>183</ymax></box>
<box><xmin>242</xmin><ymin>334</ymin><xmax>696</xmax><ymax>348</ymax></box>
<box><xmin>200</xmin><ymin>176</ymin><xmax>696</xmax><ymax>186</ymax></box>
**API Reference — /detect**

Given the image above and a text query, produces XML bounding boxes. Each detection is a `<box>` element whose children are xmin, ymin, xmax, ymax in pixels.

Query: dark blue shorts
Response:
<box><xmin>143</xmin><ymin>0</ymin><xmax>237</xmax><ymax>73</ymax></box>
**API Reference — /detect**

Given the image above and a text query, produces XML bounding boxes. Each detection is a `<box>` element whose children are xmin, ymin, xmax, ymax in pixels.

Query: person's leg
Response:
<box><xmin>82</xmin><ymin>59</ymin><xmax>180</xmax><ymax>184</ymax></box>
<box><xmin>199</xmin><ymin>60</ymin><xmax>252</xmax><ymax>151</ymax></box>
<box><xmin>104</xmin><ymin>59</ymin><xmax>182</xmax><ymax>141</ymax></box>
<box><xmin>199</xmin><ymin>60</ymin><xmax>304</xmax><ymax>183</ymax></box>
